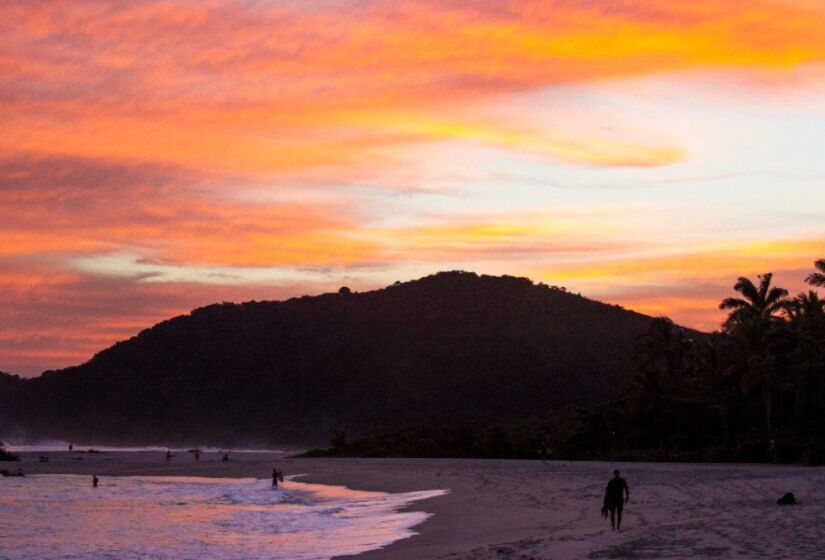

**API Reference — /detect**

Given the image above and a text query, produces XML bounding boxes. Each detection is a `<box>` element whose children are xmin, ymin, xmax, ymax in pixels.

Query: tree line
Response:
<box><xmin>302</xmin><ymin>260</ymin><xmax>825</xmax><ymax>464</ymax></box>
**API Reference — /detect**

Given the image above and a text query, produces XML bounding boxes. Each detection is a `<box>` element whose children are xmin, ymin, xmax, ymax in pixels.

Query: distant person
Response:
<box><xmin>92</xmin><ymin>475</ymin><xmax>99</xmax><ymax>488</ymax></box>
<box><xmin>769</xmin><ymin>438</ymin><xmax>778</xmax><ymax>464</ymax></box>
<box><xmin>194</xmin><ymin>449</ymin><xmax>200</xmax><ymax>462</ymax></box>
<box><xmin>272</xmin><ymin>467</ymin><xmax>284</xmax><ymax>488</ymax></box>
<box><xmin>69</xmin><ymin>443</ymin><xmax>73</xmax><ymax>452</ymax></box>
<box><xmin>222</xmin><ymin>452</ymin><xmax>229</xmax><ymax>462</ymax></box>
<box><xmin>602</xmin><ymin>469</ymin><xmax>630</xmax><ymax>530</ymax></box>
<box><xmin>165</xmin><ymin>449</ymin><xmax>173</xmax><ymax>461</ymax></box>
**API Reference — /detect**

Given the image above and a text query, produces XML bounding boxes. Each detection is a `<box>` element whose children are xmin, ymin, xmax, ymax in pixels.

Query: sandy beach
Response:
<box><xmin>8</xmin><ymin>451</ymin><xmax>825</xmax><ymax>559</ymax></box>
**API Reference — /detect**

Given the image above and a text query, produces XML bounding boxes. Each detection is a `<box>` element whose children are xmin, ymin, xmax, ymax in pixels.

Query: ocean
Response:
<box><xmin>0</xmin><ymin>474</ymin><xmax>446</xmax><ymax>559</ymax></box>
<box><xmin>4</xmin><ymin>442</ymin><xmax>286</xmax><ymax>454</ymax></box>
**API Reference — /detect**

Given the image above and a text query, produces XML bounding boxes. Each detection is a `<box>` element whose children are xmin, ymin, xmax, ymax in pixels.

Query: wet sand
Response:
<box><xmin>10</xmin><ymin>451</ymin><xmax>825</xmax><ymax>559</ymax></box>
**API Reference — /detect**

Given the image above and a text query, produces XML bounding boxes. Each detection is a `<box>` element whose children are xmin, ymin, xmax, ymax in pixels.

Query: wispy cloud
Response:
<box><xmin>3</xmin><ymin>1</ymin><xmax>822</xmax><ymax>173</ymax></box>
<box><xmin>1</xmin><ymin>1</ymin><xmax>824</xmax><ymax>374</ymax></box>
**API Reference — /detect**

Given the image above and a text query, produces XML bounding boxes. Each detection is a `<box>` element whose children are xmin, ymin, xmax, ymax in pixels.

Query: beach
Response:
<box><xmin>7</xmin><ymin>451</ymin><xmax>825</xmax><ymax>559</ymax></box>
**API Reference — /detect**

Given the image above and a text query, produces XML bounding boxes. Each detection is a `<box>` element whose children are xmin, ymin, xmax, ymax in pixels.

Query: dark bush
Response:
<box><xmin>802</xmin><ymin>442</ymin><xmax>825</xmax><ymax>466</ymax></box>
<box><xmin>0</xmin><ymin>448</ymin><xmax>20</xmax><ymax>462</ymax></box>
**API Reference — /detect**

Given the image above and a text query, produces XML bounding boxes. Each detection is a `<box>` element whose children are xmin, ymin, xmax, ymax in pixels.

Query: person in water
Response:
<box><xmin>68</xmin><ymin>443</ymin><xmax>73</xmax><ymax>452</ymax></box>
<box><xmin>272</xmin><ymin>467</ymin><xmax>284</xmax><ymax>488</ymax></box>
<box><xmin>92</xmin><ymin>475</ymin><xmax>99</xmax><ymax>488</ymax></box>
<box><xmin>602</xmin><ymin>469</ymin><xmax>630</xmax><ymax>530</ymax></box>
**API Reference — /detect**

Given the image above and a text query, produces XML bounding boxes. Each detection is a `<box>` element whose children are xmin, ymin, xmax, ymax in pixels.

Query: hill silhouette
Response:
<box><xmin>0</xmin><ymin>272</ymin><xmax>671</xmax><ymax>446</ymax></box>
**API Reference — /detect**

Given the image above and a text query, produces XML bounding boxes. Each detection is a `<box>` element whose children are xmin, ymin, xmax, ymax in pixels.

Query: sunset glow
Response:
<box><xmin>2</xmin><ymin>0</ymin><xmax>824</xmax><ymax>375</ymax></box>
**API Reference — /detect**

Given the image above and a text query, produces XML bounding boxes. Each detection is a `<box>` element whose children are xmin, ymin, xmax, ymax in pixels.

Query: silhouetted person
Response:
<box><xmin>194</xmin><ymin>449</ymin><xmax>200</xmax><ymax>462</ymax></box>
<box><xmin>68</xmin><ymin>443</ymin><xmax>73</xmax><ymax>452</ymax></box>
<box><xmin>222</xmin><ymin>452</ymin><xmax>229</xmax><ymax>462</ymax></box>
<box><xmin>92</xmin><ymin>475</ymin><xmax>99</xmax><ymax>488</ymax></box>
<box><xmin>165</xmin><ymin>449</ymin><xmax>172</xmax><ymax>461</ymax></box>
<box><xmin>603</xmin><ymin>469</ymin><xmax>629</xmax><ymax>530</ymax></box>
<box><xmin>272</xmin><ymin>467</ymin><xmax>283</xmax><ymax>488</ymax></box>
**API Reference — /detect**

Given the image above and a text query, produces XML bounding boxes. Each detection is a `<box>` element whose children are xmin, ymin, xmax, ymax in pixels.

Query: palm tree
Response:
<box><xmin>719</xmin><ymin>273</ymin><xmax>789</xmax><ymax>439</ymax></box>
<box><xmin>806</xmin><ymin>259</ymin><xmax>825</xmax><ymax>288</ymax></box>
<box><xmin>627</xmin><ymin>317</ymin><xmax>696</xmax><ymax>448</ymax></box>
<box><xmin>786</xmin><ymin>291</ymin><xmax>825</xmax><ymax>424</ymax></box>
<box><xmin>786</xmin><ymin>291</ymin><xmax>825</xmax><ymax>321</ymax></box>
<box><xmin>719</xmin><ymin>273</ymin><xmax>789</xmax><ymax>338</ymax></box>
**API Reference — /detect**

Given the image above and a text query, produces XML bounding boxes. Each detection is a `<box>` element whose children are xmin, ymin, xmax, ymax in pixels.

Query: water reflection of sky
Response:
<box><xmin>0</xmin><ymin>475</ymin><xmax>446</xmax><ymax>560</ymax></box>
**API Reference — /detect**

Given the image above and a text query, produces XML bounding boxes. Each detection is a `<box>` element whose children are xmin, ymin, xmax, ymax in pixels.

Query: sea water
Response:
<box><xmin>5</xmin><ymin>443</ymin><xmax>286</xmax><ymax>454</ymax></box>
<box><xmin>0</xmin><ymin>475</ymin><xmax>446</xmax><ymax>560</ymax></box>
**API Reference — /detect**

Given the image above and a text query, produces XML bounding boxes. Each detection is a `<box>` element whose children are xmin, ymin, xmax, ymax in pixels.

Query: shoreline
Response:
<box><xmin>8</xmin><ymin>451</ymin><xmax>825</xmax><ymax>559</ymax></box>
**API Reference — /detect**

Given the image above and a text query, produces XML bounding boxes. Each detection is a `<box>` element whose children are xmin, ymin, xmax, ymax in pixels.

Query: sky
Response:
<box><xmin>1</xmin><ymin>0</ymin><xmax>824</xmax><ymax>376</ymax></box>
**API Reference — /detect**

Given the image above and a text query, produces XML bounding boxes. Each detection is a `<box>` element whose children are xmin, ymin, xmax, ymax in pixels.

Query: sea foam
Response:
<box><xmin>0</xmin><ymin>474</ymin><xmax>446</xmax><ymax>559</ymax></box>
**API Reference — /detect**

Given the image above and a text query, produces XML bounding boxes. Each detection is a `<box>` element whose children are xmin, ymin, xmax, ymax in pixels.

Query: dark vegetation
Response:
<box><xmin>303</xmin><ymin>261</ymin><xmax>825</xmax><ymax>464</ymax></box>
<box><xmin>0</xmin><ymin>272</ymin><xmax>656</xmax><ymax>446</ymax></box>
<box><xmin>0</xmin><ymin>421</ymin><xmax>19</xmax><ymax>460</ymax></box>
<box><xmin>4</xmin><ymin>260</ymin><xmax>824</xmax><ymax>464</ymax></box>
<box><xmin>0</xmin><ymin>447</ymin><xmax>19</xmax><ymax>461</ymax></box>
<box><xmin>0</xmin><ymin>370</ymin><xmax>21</xmax><ymax>446</ymax></box>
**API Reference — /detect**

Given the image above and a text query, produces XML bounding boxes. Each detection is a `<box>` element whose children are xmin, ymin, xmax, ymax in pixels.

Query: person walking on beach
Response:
<box><xmin>92</xmin><ymin>475</ymin><xmax>99</xmax><ymax>488</ymax></box>
<box><xmin>272</xmin><ymin>467</ymin><xmax>283</xmax><ymax>488</ymax></box>
<box><xmin>602</xmin><ymin>469</ymin><xmax>629</xmax><ymax>530</ymax></box>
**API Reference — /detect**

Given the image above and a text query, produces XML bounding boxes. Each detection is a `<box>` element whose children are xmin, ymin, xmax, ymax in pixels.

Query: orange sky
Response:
<box><xmin>1</xmin><ymin>0</ymin><xmax>824</xmax><ymax>375</ymax></box>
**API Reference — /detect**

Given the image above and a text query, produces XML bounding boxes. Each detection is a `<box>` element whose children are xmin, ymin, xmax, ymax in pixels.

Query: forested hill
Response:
<box><xmin>0</xmin><ymin>272</ymin><xmax>676</xmax><ymax>445</ymax></box>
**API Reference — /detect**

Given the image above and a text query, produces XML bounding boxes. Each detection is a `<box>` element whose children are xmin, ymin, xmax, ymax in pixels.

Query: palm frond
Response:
<box><xmin>757</xmin><ymin>273</ymin><xmax>774</xmax><ymax>301</ymax></box>
<box><xmin>765</xmin><ymin>286</ymin><xmax>789</xmax><ymax>305</ymax></box>
<box><xmin>800</xmin><ymin>291</ymin><xmax>825</xmax><ymax>313</ymax></box>
<box><xmin>786</xmin><ymin>290</ymin><xmax>825</xmax><ymax>320</ymax></box>
<box><xmin>719</xmin><ymin>297</ymin><xmax>749</xmax><ymax>311</ymax></box>
<box><xmin>805</xmin><ymin>259</ymin><xmax>825</xmax><ymax>287</ymax></box>
<box><xmin>803</xmin><ymin>290</ymin><xmax>822</xmax><ymax>304</ymax></box>
<box><xmin>807</xmin><ymin>272</ymin><xmax>825</xmax><ymax>288</ymax></box>
<box><xmin>732</xmin><ymin>276</ymin><xmax>759</xmax><ymax>303</ymax></box>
